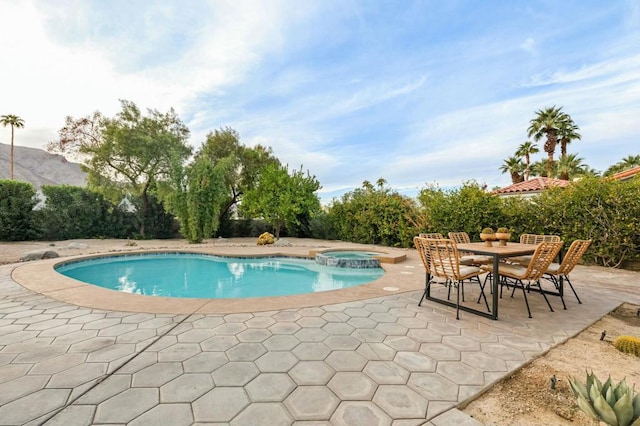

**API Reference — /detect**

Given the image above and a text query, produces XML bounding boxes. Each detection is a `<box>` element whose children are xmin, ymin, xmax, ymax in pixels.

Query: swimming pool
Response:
<box><xmin>55</xmin><ymin>253</ymin><xmax>385</xmax><ymax>298</ymax></box>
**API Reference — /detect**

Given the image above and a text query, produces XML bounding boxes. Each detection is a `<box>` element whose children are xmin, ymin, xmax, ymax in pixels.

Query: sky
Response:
<box><xmin>1</xmin><ymin>0</ymin><xmax>639</xmax><ymax>203</ymax></box>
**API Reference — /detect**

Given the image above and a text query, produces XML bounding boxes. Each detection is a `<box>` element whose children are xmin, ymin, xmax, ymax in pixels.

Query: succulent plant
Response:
<box><xmin>496</xmin><ymin>227</ymin><xmax>510</xmax><ymax>233</ymax></box>
<box><xmin>481</xmin><ymin>227</ymin><xmax>495</xmax><ymax>234</ymax></box>
<box><xmin>614</xmin><ymin>336</ymin><xmax>640</xmax><ymax>357</ymax></box>
<box><xmin>568</xmin><ymin>371</ymin><xmax>640</xmax><ymax>426</ymax></box>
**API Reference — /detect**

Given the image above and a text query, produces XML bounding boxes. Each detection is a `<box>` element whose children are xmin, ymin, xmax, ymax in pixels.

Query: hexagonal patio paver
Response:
<box><xmin>212</xmin><ymin>361</ymin><xmax>260</xmax><ymax>386</ymax></box>
<box><xmin>193</xmin><ymin>387</ymin><xmax>250</xmax><ymax>422</ymax></box>
<box><xmin>160</xmin><ymin>373</ymin><xmax>213</xmax><ymax>402</ymax></box>
<box><xmin>328</xmin><ymin>372</ymin><xmax>377</xmax><ymax>400</ymax></box>
<box><xmin>408</xmin><ymin>372</ymin><xmax>459</xmax><ymax>401</ymax></box>
<box><xmin>325</xmin><ymin>351</ymin><xmax>367</xmax><ymax>372</ymax></box>
<box><xmin>289</xmin><ymin>361</ymin><xmax>335</xmax><ymax>385</ymax></box>
<box><xmin>364</xmin><ymin>361</ymin><xmax>409</xmax><ymax>384</ymax></box>
<box><xmin>263</xmin><ymin>334</ymin><xmax>300</xmax><ymax>351</ymax></box>
<box><xmin>394</xmin><ymin>351</ymin><xmax>437</xmax><ymax>372</ymax></box>
<box><xmin>129</xmin><ymin>403</ymin><xmax>193</xmax><ymax>426</ymax></box>
<box><xmin>284</xmin><ymin>386</ymin><xmax>340</xmax><ymax>421</ymax></box>
<box><xmin>94</xmin><ymin>388</ymin><xmax>159</xmax><ymax>423</ymax></box>
<box><xmin>246</xmin><ymin>373</ymin><xmax>296</xmax><ymax>401</ymax></box>
<box><xmin>292</xmin><ymin>342</ymin><xmax>331</xmax><ymax>361</ymax></box>
<box><xmin>372</xmin><ymin>385</ymin><xmax>428</xmax><ymax>419</ymax></box>
<box><xmin>255</xmin><ymin>351</ymin><xmax>299</xmax><ymax>372</ymax></box>
<box><xmin>183</xmin><ymin>351</ymin><xmax>228</xmax><ymax>372</ymax></box>
<box><xmin>132</xmin><ymin>362</ymin><xmax>183</xmax><ymax>387</ymax></box>
<box><xmin>237</xmin><ymin>328</ymin><xmax>272</xmax><ymax>343</ymax></box>
<box><xmin>226</xmin><ymin>342</ymin><xmax>267</xmax><ymax>361</ymax></box>
<box><xmin>201</xmin><ymin>335</ymin><xmax>239</xmax><ymax>351</ymax></box>
<box><xmin>331</xmin><ymin>401</ymin><xmax>392</xmax><ymax>426</ymax></box>
<box><xmin>437</xmin><ymin>361</ymin><xmax>485</xmax><ymax>386</ymax></box>
<box><xmin>230</xmin><ymin>402</ymin><xmax>293</xmax><ymax>426</ymax></box>
<box><xmin>419</xmin><ymin>342</ymin><xmax>461</xmax><ymax>361</ymax></box>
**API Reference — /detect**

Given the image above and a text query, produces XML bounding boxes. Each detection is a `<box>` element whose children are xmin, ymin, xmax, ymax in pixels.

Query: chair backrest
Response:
<box><xmin>414</xmin><ymin>236</ymin><xmax>434</xmax><ymax>274</ymax></box>
<box><xmin>522</xmin><ymin>241</ymin><xmax>564</xmax><ymax>280</ymax></box>
<box><xmin>557</xmin><ymin>239</ymin><xmax>592</xmax><ymax>275</ymax></box>
<box><xmin>520</xmin><ymin>234</ymin><xmax>561</xmax><ymax>244</ymax></box>
<box><xmin>419</xmin><ymin>232</ymin><xmax>444</xmax><ymax>239</ymax></box>
<box><xmin>423</xmin><ymin>238</ymin><xmax>464</xmax><ymax>281</ymax></box>
<box><xmin>448</xmin><ymin>232</ymin><xmax>471</xmax><ymax>244</ymax></box>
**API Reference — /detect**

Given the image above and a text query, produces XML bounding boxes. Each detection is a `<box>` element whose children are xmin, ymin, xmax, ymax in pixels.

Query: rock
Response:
<box><xmin>67</xmin><ymin>243</ymin><xmax>88</xmax><ymax>249</ymax></box>
<box><xmin>274</xmin><ymin>239</ymin><xmax>292</xmax><ymax>247</ymax></box>
<box><xmin>20</xmin><ymin>250</ymin><xmax>59</xmax><ymax>262</ymax></box>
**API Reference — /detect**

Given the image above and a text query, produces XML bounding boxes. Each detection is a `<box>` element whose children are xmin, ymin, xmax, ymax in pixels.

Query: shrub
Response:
<box><xmin>0</xmin><ymin>180</ymin><xmax>38</xmax><ymax>241</ymax></box>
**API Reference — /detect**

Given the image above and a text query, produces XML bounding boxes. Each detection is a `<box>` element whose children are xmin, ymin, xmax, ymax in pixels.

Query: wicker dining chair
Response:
<box><xmin>511</xmin><ymin>234</ymin><xmax>562</xmax><ymax>265</ymax></box>
<box><xmin>419</xmin><ymin>233</ymin><xmax>444</xmax><ymax>239</ymax></box>
<box><xmin>543</xmin><ymin>239</ymin><xmax>592</xmax><ymax>304</ymax></box>
<box><xmin>418</xmin><ymin>237</ymin><xmax>489</xmax><ymax>319</ymax></box>
<box><xmin>447</xmin><ymin>232</ymin><xmax>493</xmax><ymax>265</ymax></box>
<box><xmin>482</xmin><ymin>241</ymin><xmax>564</xmax><ymax>318</ymax></box>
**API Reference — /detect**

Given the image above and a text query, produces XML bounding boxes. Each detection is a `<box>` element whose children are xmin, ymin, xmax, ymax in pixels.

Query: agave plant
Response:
<box><xmin>568</xmin><ymin>371</ymin><xmax>640</xmax><ymax>426</ymax></box>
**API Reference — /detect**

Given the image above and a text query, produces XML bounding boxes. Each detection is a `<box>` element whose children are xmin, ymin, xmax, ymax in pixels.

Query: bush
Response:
<box><xmin>328</xmin><ymin>181</ymin><xmax>418</xmax><ymax>247</ymax></box>
<box><xmin>0</xmin><ymin>180</ymin><xmax>38</xmax><ymax>241</ymax></box>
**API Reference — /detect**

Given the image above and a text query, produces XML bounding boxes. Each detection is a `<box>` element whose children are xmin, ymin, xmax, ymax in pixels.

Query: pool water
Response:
<box><xmin>55</xmin><ymin>253</ymin><xmax>385</xmax><ymax>298</ymax></box>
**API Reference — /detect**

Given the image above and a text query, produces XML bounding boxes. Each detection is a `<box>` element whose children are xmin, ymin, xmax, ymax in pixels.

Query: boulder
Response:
<box><xmin>274</xmin><ymin>239</ymin><xmax>292</xmax><ymax>247</ymax></box>
<box><xmin>20</xmin><ymin>250</ymin><xmax>59</xmax><ymax>262</ymax></box>
<box><xmin>67</xmin><ymin>243</ymin><xmax>88</xmax><ymax>249</ymax></box>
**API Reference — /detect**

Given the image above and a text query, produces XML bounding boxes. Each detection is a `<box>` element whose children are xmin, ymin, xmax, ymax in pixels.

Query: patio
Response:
<box><xmin>0</xmin><ymin>239</ymin><xmax>639</xmax><ymax>425</ymax></box>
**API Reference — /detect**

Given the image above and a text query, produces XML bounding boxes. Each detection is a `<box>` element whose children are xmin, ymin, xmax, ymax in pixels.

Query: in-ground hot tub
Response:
<box><xmin>315</xmin><ymin>251</ymin><xmax>382</xmax><ymax>268</ymax></box>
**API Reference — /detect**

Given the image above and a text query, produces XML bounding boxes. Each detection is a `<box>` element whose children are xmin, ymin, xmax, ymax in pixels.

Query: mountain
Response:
<box><xmin>0</xmin><ymin>143</ymin><xmax>87</xmax><ymax>188</ymax></box>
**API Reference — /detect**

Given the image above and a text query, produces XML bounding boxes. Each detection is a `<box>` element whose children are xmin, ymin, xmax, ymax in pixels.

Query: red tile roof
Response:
<box><xmin>494</xmin><ymin>177</ymin><xmax>570</xmax><ymax>194</ymax></box>
<box><xmin>611</xmin><ymin>166</ymin><xmax>640</xmax><ymax>181</ymax></box>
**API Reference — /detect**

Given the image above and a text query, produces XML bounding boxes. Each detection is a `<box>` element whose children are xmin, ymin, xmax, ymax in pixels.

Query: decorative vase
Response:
<box><xmin>495</xmin><ymin>232</ymin><xmax>511</xmax><ymax>246</ymax></box>
<box><xmin>480</xmin><ymin>233</ymin><xmax>495</xmax><ymax>247</ymax></box>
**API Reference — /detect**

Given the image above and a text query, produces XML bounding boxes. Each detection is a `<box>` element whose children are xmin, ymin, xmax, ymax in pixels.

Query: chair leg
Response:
<box><xmin>565</xmin><ymin>275</ymin><xmax>582</xmax><ymax>304</ymax></box>
<box><xmin>418</xmin><ymin>274</ymin><xmax>430</xmax><ymax>306</ymax></box>
<box><xmin>456</xmin><ymin>280</ymin><xmax>460</xmax><ymax>320</ymax></box>
<box><xmin>536</xmin><ymin>281</ymin><xmax>554</xmax><ymax>312</ymax></box>
<box><xmin>518</xmin><ymin>280</ymin><xmax>532</xmax><ymax>318</ymax></box>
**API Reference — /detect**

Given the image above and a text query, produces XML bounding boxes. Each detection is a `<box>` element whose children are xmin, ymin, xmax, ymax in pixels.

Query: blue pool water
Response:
<box><xmin>323</xmin><ymin>251</ymin><xmax>380</xmax><ymax>259</ymax></box>
<box><xmin>55</xmin><ymin>253</ymin><xmax>385</xmax><ymax>298</ymax></box>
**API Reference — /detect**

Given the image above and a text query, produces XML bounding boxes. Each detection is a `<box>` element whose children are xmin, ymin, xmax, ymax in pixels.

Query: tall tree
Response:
<box><xmin>49</xmin><ymin>100</ymin><xmax>192</xmax><ymax>237</ymax></box>
<box><xmin>0</xmin><ymin>114</ymin><xmax>25</xmax><ymax>179</ymax></box>
<box><xmin>499</xmin><ymin>156</ymin><xmax>525</xmax><ymax>184</ymax></box>
<box><xmin>198</xmin><ymin>127</ymin><xmax>280</xmax><ymax>223</ymax></box>
<box><xmin>557</xmin><ymin>118</ymin><xmax>581</xmax><ymax>158</ymax></box>
<box><xmin>240</xmin><ymin>164</ymin><xmax>321</xmax><ymax>238</ymax></box>
<box><xmin>527</xmin><ymin>106</ymin><xmax>567</xmax><ymax>177</ymax></box>
<box><xmin>515</xmin><ymin>141</ymin><xmax>539</xmax><ymax>181</ymax></box>
<box><xmin>555</xmin><ymin>153</ymin><xmax>586</xmax><ymax>180</ymax></box>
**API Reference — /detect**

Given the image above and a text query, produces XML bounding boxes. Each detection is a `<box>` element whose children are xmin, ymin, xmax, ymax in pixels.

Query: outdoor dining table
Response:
<box><xmin>424</xmin><ymin>242</ymin><xmax>542</xmax><ymax>320</ymax></box>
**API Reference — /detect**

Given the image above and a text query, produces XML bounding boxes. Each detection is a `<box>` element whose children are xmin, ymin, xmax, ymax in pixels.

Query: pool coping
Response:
<box><xmin>11</xmin><ymin>246</ymin><xmax>423</xmax><ymax>314</ymax></box>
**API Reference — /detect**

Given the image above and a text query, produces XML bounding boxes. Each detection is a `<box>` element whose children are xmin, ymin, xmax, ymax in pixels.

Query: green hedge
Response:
<box><xmin>0</xmin><ymin>180</ymin><xmax>38</xmax><ymax>241</ymax></box>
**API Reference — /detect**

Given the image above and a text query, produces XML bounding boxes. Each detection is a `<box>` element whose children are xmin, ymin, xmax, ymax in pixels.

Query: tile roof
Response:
<box><xmin>494</xmin><ymin>177</ymin><xmax>570</xmax><ymax>194</ymax></box>
<box><xmin>611</xmin><ymin>166</ymin><xmax>640</xmax><ymax>181</ymax></box>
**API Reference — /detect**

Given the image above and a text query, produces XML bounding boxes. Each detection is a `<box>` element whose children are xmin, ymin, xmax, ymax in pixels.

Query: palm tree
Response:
<box><xmin>529</xmin><ymin>159</ymin><xmax>549</xmax><ymax>178</ymax></box>
<box><xmin>499</xmin><ymin>156</ymin><xmax>525</xmax><ymax>184</ymax></box>
<box><xmin>557</xmin><ymin>118</ymin><xmax>581</xmax><ymax>158</ymax></box>
<box><xmin>574</xmin><ymin>165</ymin><xmax>601</xmax><ymax>179</ymax></box>
<box><xmin>603</xmin><ymin>154</ymin><xmax>640</xmax><ymax>176</ymax></box>
<box><xmin>556</xmin><ymin>153</ymin><xmax>586</xmax><ymax>180</ymax></box>
<box><xmin>515</xmin><ymin>141</ymin><xmax>539</xmax><ymax>181</ymax></box>
<box><xmin>0</xmin><ymin>114</ymin><xmax>26</xmax><ymax>179</ymax></box>
<box><xmin>527</xmin><ymin>106</ymin><xmax>567</xmax><ymax>177</ymax></box>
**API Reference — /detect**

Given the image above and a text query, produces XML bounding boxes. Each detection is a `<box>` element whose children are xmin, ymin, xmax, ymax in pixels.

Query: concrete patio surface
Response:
<box><xmin>0</xmin><ymin>238</ymin><xmax>638</xmax><ymax>425</ymax></box>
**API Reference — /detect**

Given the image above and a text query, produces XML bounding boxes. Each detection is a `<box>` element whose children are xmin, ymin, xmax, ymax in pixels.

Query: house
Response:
<box><xmin>493</xmin><ymin>177</ymin><xmax>570</xmax><ymax>198</ymax></box>
<box><xmin>611</xmin><ymin>166</ymin><xmax>640</xmax><ymax>181</ymax></box>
